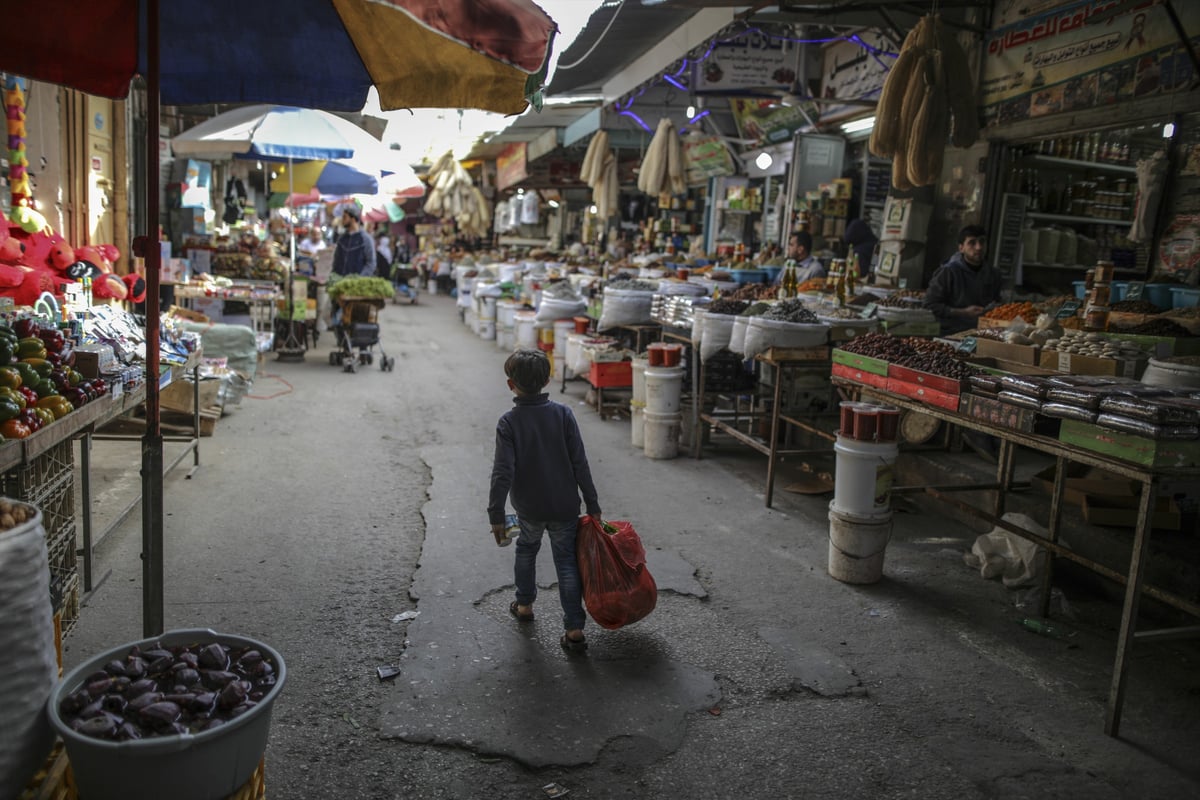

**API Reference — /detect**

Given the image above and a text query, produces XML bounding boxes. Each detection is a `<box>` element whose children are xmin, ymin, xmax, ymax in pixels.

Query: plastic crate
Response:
<box><xmin>46</xmin><ymin>521</ymin><xmax>77</xmax><ymax>587</ymax></box>
<box><xmin>2</xmin><ymin>439</ymin><xmax>74</xmax><ymax>499</ymax></box>
<box><xmin>588</xmin><ymin>361</ymin><xmax>632</xmax><ymax>388</ymax></box>
<box><xmin>37</xmin><ymin>478</ymin><xmax>76</xmax><ymax>542</ymax></box>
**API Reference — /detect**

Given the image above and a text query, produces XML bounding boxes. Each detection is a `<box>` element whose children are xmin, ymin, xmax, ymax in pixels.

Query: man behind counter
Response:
<box><xmin>924</xmin><ymin>225</ymin><xmax>1000</xmax><ymax>334</ymax></box>
<box><xmin>774</xmin><ymin>231</ymin><xmax>825</xmax><ymax>285</ymax></box>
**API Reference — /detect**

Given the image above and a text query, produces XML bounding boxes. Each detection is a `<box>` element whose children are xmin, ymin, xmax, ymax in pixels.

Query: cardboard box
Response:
<box><xmin>1038</xmin><ymin>349</ymin><xmax>1145</xmax><ymax>379</ymax></box>
<box><xmin>1058</xmin><ymin>419</ymin><xmax>1200</xmax><ymax>468</ymax></box>
<box><xmin>1031</xmin><ymin>463</ymin><xmax>1137</xmax><ymax>506</ymax></box>
<box><xmin>961</xmin><ymin>394</ymin><xmax>1061</xmax><ymax>436</ymax></box>
<box><xmin>1082</xmin><ymin>494</ymin><xmax>1181</xmax><ymax>531</ymax></box>
<box><xmin>973</xmin><ymin>338</ymin><xmax>1041</xmax><ymax>365</ymax></box>
<box><xmin>160</xmin><ymin>379</ymin><xmax>221</xmax><ymax>414</ymax></box>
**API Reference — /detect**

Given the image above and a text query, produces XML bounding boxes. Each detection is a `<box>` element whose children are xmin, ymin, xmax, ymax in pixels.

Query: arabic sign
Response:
<box><xmin>495</xmin><ymin>142</ymin><xmax>527</xmax><ymax>191</ymax></box>
<box><xmin>819</xmin><ymin>34</ymin><xmax>893</xmax><ymax>119</ymax></box>
<box><xmin>730</xmin><ymin>98</ymin><xmax>810</xmax><ymax>147</ymax></box>
<box><xmin>693</xmin><ymin>31</ymin><xmax>798</xmax><ymax>93</ymax></box>
<box><xmin>682</xmin><ymin>135</ymin><xmax>734</xmax><ymax>184</ymax></box>
<box><xmin>980</xmin><ymin>0</ymin><xmax>1200</xmax><ymax>126</ymax></box>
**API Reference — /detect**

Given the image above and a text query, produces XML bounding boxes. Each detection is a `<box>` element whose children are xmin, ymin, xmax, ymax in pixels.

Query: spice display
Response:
<box><xmin>1114</xmin><ymin>318</ymin><xmax>1193</xmax><ymax>337</ymax></box>
<box><xmin>1042</xmin><ymin>330</ymin><xmax>1150</xmax><ymax>360</ymax></box>
<box><xmin>1108</xmin><ymin>299</ymin><xmax>1163</xmax><ymax>314</ymax></box>
<box><xmin>761</xmin><ymin>299</ymin><xmax>819</xmax><ymax>323</ymax></box>
<box><xmin>986</xmin><ymin>302</ymin><xmax>1039</xmax><ymax>323</ymax></box>
<box><xmin>706</xmin><ymin>299</ymin><xmax>749</xmax><ymax>316</ymax></box>
<box><xmin>726</xmin><ymin>283</ymin><xmax>779</xmax><ymax>301</ymax></box>
<box><xmin>57</xmin><ymin>640</ymin><xmax>279</xmax><ymax>741</ymax></box>
<box><xmin>605</xmin><ymin>279</ymin><xmax>660</xmax><ymax>292</ymax></box>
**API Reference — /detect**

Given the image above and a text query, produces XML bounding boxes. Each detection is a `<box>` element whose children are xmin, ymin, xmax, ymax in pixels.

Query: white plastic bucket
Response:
<box><xmin>514</xmin><ymin>311</ymin><xmax>537</xmax><ymax>349</ymax></box>
<box><xmin>644</xmin><ymin>366</ymin><xmax>685</xmax><ymax>415</ymax></box>
<box><xmin>496</xmin><ymin>326</ymin><xmax>512</xmax><ymax>350</ymax></box>
<box><xmin>466</xmin><ymin>309</ymin><xmax>479</xmax><ymax>334</ymax></box>
<box><xmin>497</xmin><ymin>300</ymin><xmax>518</xmax><ymax>328</ymax></box>
<box><xmin>481</xmin><ymin>295</ymin><xmax>497</xmax><ymax>322</ymax></box>
<box><xmin>631</xmin><ymin>402</ymin><xmax>645</xmax><ymax>448</ymax></box>
<box><xmin>832</xmin><ymin>435</ymin><xmax>899</xmax><ymax>516</ymax></box>
<box><xmin>479</xmin><ymin>319</ymin><xmax>496</xmax><ymax>340</ymax></box>
<box><xmin>631</xmin><ymin>357</ymin><xmax>649</xmax><ymax>405</ymax></box>
<box><xmin>828</xmin><ymin>504</ymin><xmax>893</xmax><ymax>584</ymax></box>
<box><xmin>644</xmin><ymin>409</ymin><xmax>681</xmax><ymax>459</ymax></box>
<box><xmin>553</xmin><ymin>319</ymin><xmax>574</xmax><ymax>357</ymax></box>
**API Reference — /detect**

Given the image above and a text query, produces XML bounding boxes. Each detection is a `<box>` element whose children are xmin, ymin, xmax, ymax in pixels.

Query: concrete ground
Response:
<box><xmin>64</xmin><ymin>292</ymin><xmax>1200</xmax><ymax>799</ymax></box>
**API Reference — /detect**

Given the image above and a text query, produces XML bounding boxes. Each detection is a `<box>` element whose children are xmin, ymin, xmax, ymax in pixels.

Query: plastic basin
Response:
<box><xmin>1109</xmin><ymin>281</ymin><xmax>1129</xmax><ymax>301</ymax></box>
<box><xmin>1144</xmin><ymin>283</ymin><xmax>1173</xmax><ymax>309</ymax></box>
<box><xmin>761</xmin><ymin>266</ymin><xmax>782</xmax><ymax>283</ymax></box>
<box><xmin>1171</xmin><ymin>287</ymin><xmax>1200</xmax><ymax>308</ymax></box>
<box><xmin>729</xmin><ymin>269</ymin><xmax>766</xmax><ymax>285</ymax></box>
<box><xmin>1072</xmin><ymin>281</ymin><xmax>1087</xmax><ymax>300</ymax></box>
<box><xmin>48</xmin><ymin>629</ymin><xmax>287</xmax><ymax>800</ymax></box>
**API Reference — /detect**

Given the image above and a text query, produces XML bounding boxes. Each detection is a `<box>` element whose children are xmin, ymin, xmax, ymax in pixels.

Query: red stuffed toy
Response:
<box><xmin>91</xmin><ymin>272</ymin><xmax>128</xmax><ymax>301</ymax></box>
<box><xmin>122</xmin><ymin>273</ymin><xmax>147</xmax><ymax>303</ymax></box>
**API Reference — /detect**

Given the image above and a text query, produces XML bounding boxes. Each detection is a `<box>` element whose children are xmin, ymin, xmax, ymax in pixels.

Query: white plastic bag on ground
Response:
<box><xmin>700</xmin><ymin>314</ymin><xmax>736</xmax><ymax>362</ymax></box>
<box><xmin>743</xmin><ymin>317</ymin><xmax>830</xmax><ymax>359</ymax></box>
<box><xmin>962</xmin><ymin>513</ymin><xmax>1051</xmax><ymax>587</ymax></box>
<box><xmin>598</xmin><ymin>288</ymin><xmax>655</xmax><ymax>330</ymax></box>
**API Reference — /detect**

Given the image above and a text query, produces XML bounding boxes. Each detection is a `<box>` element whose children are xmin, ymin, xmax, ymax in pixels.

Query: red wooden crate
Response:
<box><xmin>831</xmin><ymin>363</ymin><xmax>889</xmax><ymax>389</ymax></box>
<box><xmin>588</xmin><ymin>361</ymin><xmax>632</xmax><ymax>388</ymax></box>
<box><xmin>886</xmin><ymin>363</ymin><xmax>967</xmax><ymax>395</ymax></box>
<box><xmin>885</xmin><ymin>378</ymin><xmax>961</xmax><ymax>411</ymax></box>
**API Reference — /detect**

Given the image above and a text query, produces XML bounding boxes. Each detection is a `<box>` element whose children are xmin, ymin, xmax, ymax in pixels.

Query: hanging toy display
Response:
<box><xmin>6</xmin><ymin>77</ymin><xmax>29</xmax><ymax>209</ymax></box>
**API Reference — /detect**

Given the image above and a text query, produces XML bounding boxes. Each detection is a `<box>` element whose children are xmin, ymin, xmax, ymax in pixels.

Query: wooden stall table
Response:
<box><xmin>833</xmin><ymin>376</ymin><xmax>1200</xmax><ymax>738</ymax></box>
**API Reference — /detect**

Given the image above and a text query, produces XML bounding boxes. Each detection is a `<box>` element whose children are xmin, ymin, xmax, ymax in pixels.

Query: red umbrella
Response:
<box><xmin>0</xmin><ymin>0</ymin><xmax>557</xmax><ymax>635</ymax></box>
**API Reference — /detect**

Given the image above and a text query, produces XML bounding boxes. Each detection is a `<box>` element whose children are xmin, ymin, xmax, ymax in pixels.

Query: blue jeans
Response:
<box><xmin>514</xmin><ymin>517</ymin><xmax>586</xmax><ymax>631</ymax></box>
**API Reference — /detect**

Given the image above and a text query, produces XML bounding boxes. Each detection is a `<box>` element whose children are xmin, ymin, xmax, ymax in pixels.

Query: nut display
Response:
<box><xmin>1042</xmin><ymin>329</ymin><xmax>1150</xmax><ymax>360</ymax></box>
<box><xmin>761</xmin><ymin>299</ymin><xmax>819</xmax><ymax>323</ymax></box>
<box><xmin>838</xmin><ymin>332</ymin><xmax>913</xmax><ymax>360</ymax></box>
<box><xmin>893</xmin><ymin>350</ymin><xmax>980</xmax><ymax>379</ymax></box>
<box><xmin>0</xmin><ymin>499</ymin><xmax>32</xmax><ymax>530</ymax></box>
<box><xmin>57</xmin><ymin>640</ymin><xmax>279</xmax><ymax>741</ymax></box>
<box><xmin>1108</xmin><ymin>299</ymin><xmax>1164</xmax><ymax>314</ymax></box>
<box><xmin>1114</xmin><ymin>318</ymin><xmax>1193</xmax><ymax>337</ymax></box>
<box><xmin>706</xmin><ymin>299</ymin><xmax>750</xmax><ymax>316</ymax></box>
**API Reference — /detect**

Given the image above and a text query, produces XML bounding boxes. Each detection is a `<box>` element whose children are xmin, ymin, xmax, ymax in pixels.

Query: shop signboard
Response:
<box><xmin>980</xmin><ymin>0</ymin><xmax>1200</xmax><ymax>126</ymax></box>
<box><xmin>496</xmin><ymin>142</ymin><xmax>527</xmax><ymax>191</ymax></box>
<box><xmin>682</xmin><ymin>134</ymin><xmax>734</xmax><ymax>184</ymax></box>
<box><xmin>730</xmin><ymin>98</ymin><xmax>810</xmax><ymax>147</ymax></box>
<box><xmin>693</xmin><ymin>30</ymin><xmax>798</xmax><ymax>93</ymax></box>
<box><xmin>818</xmin><ymin>34</ymin><xmax>893</xmax><ymax>120</ymax></box>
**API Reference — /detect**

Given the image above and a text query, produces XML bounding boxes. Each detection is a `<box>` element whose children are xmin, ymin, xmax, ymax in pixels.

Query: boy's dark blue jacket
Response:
<box><xmin>488</xmin><ymin>393</ymin><xmax>600</xmax><ymax>525</ymax></box>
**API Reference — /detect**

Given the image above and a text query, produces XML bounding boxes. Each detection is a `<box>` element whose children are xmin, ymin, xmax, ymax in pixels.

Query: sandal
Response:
<box><xmin>509</xmin><ymin>601</ymin><xmax>534</xmax><ymax>622</ymax></box>
<box><xmin>560</xmin><ymin>633</ymin><xmax>588</xmax><ymax>653</ymax></box>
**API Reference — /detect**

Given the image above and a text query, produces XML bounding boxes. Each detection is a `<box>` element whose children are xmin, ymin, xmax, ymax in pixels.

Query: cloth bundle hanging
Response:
<box><xmin>1130</xmin><ymin>150</ymin><xmax>1168</xmax><ymax>243</ymax></box>
<box><xmin>637</xmin><ymin>118</ymin><xmax>684</xmax><ymax>197</ymax></box>
<box><xmin>580</xmin><ymin>131</ymin><xmax>618</xmax><ymax>219</ymax></box>
<box><xmin>223</xmin><ymin>177</ymin><xmax>247</xmax><ymax>224</ymax></box>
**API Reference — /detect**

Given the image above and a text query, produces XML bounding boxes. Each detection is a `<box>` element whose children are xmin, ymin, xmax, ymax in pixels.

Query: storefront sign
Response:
<box><xmin>693</xmin><ymin>31</ymin><xmax>797</xmax><ymax>93</ymax></box>
<box><xmin>980</xmin><ymin>0</ymin><xmax>1200</xmax><ymax>126</ymax></box>
<box><xmin>682</xmin><ymin>134</ymin><xmax>734</xmax><ymax>184</ymax></box>
<box><xmin>819</xmin><ymin>34</ymin><xmax>893</xmax><ymax>119</ymax></box>
<box><xmin>729</xmin><ymin>98</ymin><xmax>809</xmax><ymax>147</ymax></box>
<box><xmin>495</xmin><ymin>143</ymin><xmax>527</xmax><ymax>191</ymax></box>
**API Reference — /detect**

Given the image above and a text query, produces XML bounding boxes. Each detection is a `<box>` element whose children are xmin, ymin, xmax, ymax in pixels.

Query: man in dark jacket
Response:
<box><xmin>924</xmin><ymin>225</ymin><xmax>1000</xmax><ymax>334</ymax></box>
<box><xmin>331</xmin><ymin>206</ymin><xmax>376</xmax><ymax>277</ymax></box>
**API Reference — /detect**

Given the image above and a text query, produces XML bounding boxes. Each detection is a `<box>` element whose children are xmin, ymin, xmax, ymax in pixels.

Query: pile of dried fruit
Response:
<box><xmin>706</xmin><ymin>299</ymin><xmax>750</xmax><ymax>316</ymax></box>
<box><xmin>893</xmin><ymin>350</ymin><xmax>980</xmax><ymax>379</ymax></box>
<box><xmin>725</xmin><ymin>283</ymin><xmax>778</xmax><ymax>301</ymax></box>
<box><xmin>797</xmin><ymin>278</ymin><xmax>828</xmax><ymax>293</ymax></box>
<box><xmin>878</xmin><ymin>294</ymin><xmax>924</xmax><ymax>308</ymax></box>
<box><xmin>761</xmin><ymin>299</ymin><xmax>819</xmax><ymax>323</ymax></box>
<box><xmin>1109</xmin><ymin>299</ymin><xmax>1164</xmax><ymax>314</ymax></box>
<box><xmin>987</xmin><ymin>302</ymin><xmax>1039</xmax><ymax>322</ymax></box>
<box><xmin>1115</xmin><ymin>318</ymin><xmax>1193</xmax><ymax>337</ymax></box>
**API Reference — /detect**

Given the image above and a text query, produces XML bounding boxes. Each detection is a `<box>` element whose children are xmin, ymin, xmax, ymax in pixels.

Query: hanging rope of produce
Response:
<box><xmin>869</xmin><ymin>14</ymin><xmax>978</xmax><ymax>189</ymax></box>
<box><xmin>580</xmin><ymin>130</ymin><xmax>619</xmax><ymax>219</ymax></box>
<box><xmin>636</xmin><ymin>118</ymin><xmax>684</xmax><ymax>197</ymax></box>
<box><xmin>423</xmin><ymin>151</ymin><xmax>491</xmax><ymax>238</ymax></box>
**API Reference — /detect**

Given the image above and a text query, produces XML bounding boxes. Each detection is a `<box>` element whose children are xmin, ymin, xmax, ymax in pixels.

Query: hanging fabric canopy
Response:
<box><xmin>12</xmin><ymin>0</ymin><xmax>557</xmax><ymax>115</ymax></box>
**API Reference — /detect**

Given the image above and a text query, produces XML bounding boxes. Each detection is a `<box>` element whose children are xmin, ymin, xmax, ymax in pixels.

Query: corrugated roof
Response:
<box><xmin>546</xmin><ymin>4</ymin><xmax>699</xmax><ymax>96</ymax></box>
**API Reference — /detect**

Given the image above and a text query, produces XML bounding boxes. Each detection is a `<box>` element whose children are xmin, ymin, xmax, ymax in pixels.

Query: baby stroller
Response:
<box><xmin>328</xmin><ymin>296</ymin><xmax>395</xmax><ymax>372</ymax></box>
<box><xmin>390</xmin><ymin>264</ymin><xmax>420</xmax><ymax>305</ymax></box>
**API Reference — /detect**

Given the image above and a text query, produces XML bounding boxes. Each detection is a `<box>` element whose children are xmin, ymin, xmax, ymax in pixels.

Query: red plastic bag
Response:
<box><xmin>576</xmin><ymin>515</ymin><xmax>657</xmax><ymax>630</ymax></box>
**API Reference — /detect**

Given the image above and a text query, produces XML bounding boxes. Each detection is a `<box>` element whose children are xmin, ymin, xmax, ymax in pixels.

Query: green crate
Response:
<box><xmin>1058</xmin><ymin>419</ymin><xmax>1200</xmax><ymax>468</ymax></box>
<box><xmin>831</xmin><ymin>348</ymin><xmax>889</xmax><ymax>376</ymax></box>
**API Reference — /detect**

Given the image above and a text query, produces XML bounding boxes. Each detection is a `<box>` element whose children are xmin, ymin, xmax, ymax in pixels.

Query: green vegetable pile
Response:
<box><xmin>326</xmin><ymin>276</ymin><xmax>395</xmax><ymax>301</ymax></box>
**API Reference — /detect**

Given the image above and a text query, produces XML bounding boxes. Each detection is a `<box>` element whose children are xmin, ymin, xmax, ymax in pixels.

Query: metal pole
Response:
<box><xmin>142</xmin><ymin>0</ymin><xmax>165</xmax><ymax>637</ymax></box>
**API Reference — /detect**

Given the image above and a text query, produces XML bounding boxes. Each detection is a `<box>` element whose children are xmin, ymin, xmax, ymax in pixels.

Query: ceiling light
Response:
<box><xmin>548</xmin><ymin>200</ymin><xmax>560</xmax><ymax>208</ymax></box>
<box><xmin>589</xmin><ymin>204</ymin><xmax>598</xmax><ymax>214</ymax></box>
<box><xmin>840</xmin><ymin>116</ymin><xmax>876</xmax><ymax>134</ymax></box>
<box><xmin>755</xmin><ymin>152</ymin><xmax>773</xmax><ymax>170</ymax></box>
<box><xmin>1163</xmin><ymin>122</ymin><xmax>1176</xmax><ymax>138</ymax></box>
<box><xmin>686</xmin><ymin>105</ymin><xmax>696</xmax><ymax>119</ymax></box>
<box><xmin>255</xmin><ymin>161</ymin><xmax>263</xmax><ymax>170</ymax></box>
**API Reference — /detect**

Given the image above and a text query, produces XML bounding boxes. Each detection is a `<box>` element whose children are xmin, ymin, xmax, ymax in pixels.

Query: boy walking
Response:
<box><xmin>488</xmin><ymin>349</ymin><xmax>602</xmax><ymax>653</ymax></box>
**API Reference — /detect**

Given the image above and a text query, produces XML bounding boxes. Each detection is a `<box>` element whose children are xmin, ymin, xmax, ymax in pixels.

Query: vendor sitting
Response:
<box><xmin>774</xmin><ymin>231</ymin><xmax>825</xmax><ymax>285</ymax></box>
<box><xmin>924</xmin><ymin>225</ymin><xmax>1000</xmax><ymax>335</ymax></box>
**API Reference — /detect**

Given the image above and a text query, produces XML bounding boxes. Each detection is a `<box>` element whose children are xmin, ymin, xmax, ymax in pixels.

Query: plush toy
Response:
<box><xmin>12</xmin><ymin>227</ymin><xmax>57</xmax><ymax>271</ymax></box>
<box><xmin>92</xmin><ymin>273</ymin><xmax>128</xmax><ymax>301</ymax></box>
<box><xmin>47</xmin><ymin>240</ymin><xmax>75</xmax><ymax>272</ymax></box>
<box><xmin>9</xmin><ymin>204</ymin><xmax>48</xmax><ymax>234</ymax></box>
<box><xmin>74</xmin><ymin>245</ymin><xmax>107</xmax><ymax>270</ymax></box>
<box><xmin>99</xmin><ymin>244</ymin><xmax>121</xmax><ymax>268</ymax></box>
<box><xmin>0</xmin><ymin>237</ymin><xmax>23</xmax><ymax>265</ymax></box>
<box><xmin>121</xmin><ymin>273</ymin><xmax>146</xmax><ymax>304</ymax></box>
<box><xmin>0</xmin><ymin>264</ymin><xmax>61</xmax><ymax>307</ymax></box>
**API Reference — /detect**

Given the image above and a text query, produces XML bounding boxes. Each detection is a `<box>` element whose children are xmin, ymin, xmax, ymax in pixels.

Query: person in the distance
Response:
<box><xmin>924</xmin><ymin>225</ymin><xmax>1000</xmax><ymax>334</ymax></box>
